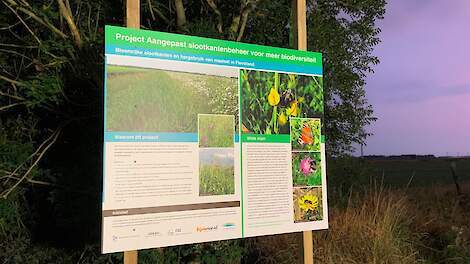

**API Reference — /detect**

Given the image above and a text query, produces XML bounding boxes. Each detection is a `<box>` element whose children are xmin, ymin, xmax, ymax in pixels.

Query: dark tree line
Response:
<box><xmin>0</xmin><ymin>0</ymin><xmax>384</xmax><ymax>262</ymax></box>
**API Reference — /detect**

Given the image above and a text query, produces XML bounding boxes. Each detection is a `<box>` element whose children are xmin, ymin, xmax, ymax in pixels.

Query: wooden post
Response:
<box><xmin>292</xmin><ymin>1</ymin><xmax>314</xmax><ymax>263</ymax></box>
<box><xmin>126</xmin><ymin>0</ymin><xmax>140</xmax><ymax>28</ymax></box>
<box><xmin>292</xmin><ymin>0</ymin><xmax>307</xmax><ymax>51</ymax></box>
<box><xmin>124</xmin><ymin>1</ymin><xmax>140</xmax><ymax>264</ymax></box>
<box><xmin>124</xmin><ymin>250</ymin><xmax>138</xmax><ymax>264</ymax></box>
<box><xmin>303</xmin><ymin>231</ymin><xmax>314</xmax><ymax>264</ymax></box>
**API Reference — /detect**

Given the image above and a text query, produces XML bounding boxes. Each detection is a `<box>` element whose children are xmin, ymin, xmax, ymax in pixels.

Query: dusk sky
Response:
<box><xmin>362</xmin><ymin>0</ymin><xmax>470</xmax><ymax>156</ymax></box>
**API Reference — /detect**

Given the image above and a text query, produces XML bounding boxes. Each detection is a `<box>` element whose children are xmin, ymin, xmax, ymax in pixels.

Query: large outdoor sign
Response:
<box><xmin>102</xmin><ymin>25</ymin><xmax>328</xmax><ymax>253</ymax></box>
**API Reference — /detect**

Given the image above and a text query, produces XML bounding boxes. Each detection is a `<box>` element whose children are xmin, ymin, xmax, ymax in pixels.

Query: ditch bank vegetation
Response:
<box><xmin>3</xmin><ymin>158</ymin><xmax>469</xmax><ymax>263</ymax></box>
<box><xmin>251</xmin><ymin>181</ymin><xmax>470</xmax><ymax>264</ymax></box>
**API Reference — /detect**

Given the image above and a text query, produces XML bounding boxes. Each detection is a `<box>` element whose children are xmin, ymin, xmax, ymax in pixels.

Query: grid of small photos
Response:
<box><xmin>290</xmin><ymin>117</ymin><xmax>323</xmax><ymax>223</ymax></box>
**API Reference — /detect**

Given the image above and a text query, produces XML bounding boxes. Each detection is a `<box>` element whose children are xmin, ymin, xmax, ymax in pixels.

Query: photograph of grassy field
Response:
<box><xmin>290</xmin><ymin>118</ymin><xmax>321</xmax><ymax>152</ymax></box>
<box><xmin>292</xmin><ymin>152</ymin><xmax>322</xmax><ymax>187</ymax></box>
<box><xmin>198</xmin><ymin>114</ymin><xmax>234</xmax><ymax>148</ymax></box>
<box><xmin>293</xmin><ymin>187</ymin><xmax>323</xmax><ymax>222</ymax></box>
<box><xmin>106</xmin><ymin>65</ymin><xmax>238</xmax><ymax>132</ymax></box>
<box><xmin>199</xmin><ymin>148</ymin><xmax>235</xmax><ymax>196</ymax></box>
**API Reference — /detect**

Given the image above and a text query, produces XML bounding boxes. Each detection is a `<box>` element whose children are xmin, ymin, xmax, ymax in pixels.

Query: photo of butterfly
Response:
<box><xmin>298</xmin><ymin>125</ymin><xmax>314</xmax><ymax>145</ymax></box>
<box><xmin>290</xmin><ymin>118</ymin><xmax>321</xmax><ymax>152</ymax></box>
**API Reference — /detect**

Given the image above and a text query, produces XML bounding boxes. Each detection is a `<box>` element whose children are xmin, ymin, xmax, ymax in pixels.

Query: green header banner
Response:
<box><xmin>105</xmin><ymin>25</ymin><xmax>322</xmax><ymax>74</ymax></box>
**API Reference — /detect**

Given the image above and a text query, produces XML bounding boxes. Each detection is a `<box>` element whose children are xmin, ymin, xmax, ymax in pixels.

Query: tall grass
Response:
<box><xmin>250</xmin><ymin>181</ymin><xmax>470</xmax><ymax>263</ymax></box>
<box><xmin>251</xmin><ymin>184</ymin><xmax>417</xmax><ymax>264</ymax></box>
<box><xmin>106</xmin><ymin>66</ymin><xmax>237</xmax><ymax>133</ymax></box>
<box><xmin>107</xmin><ymin>68</ymin><xmax>207</xmax><ymax>132</ymax></box>
<box><xmin>199</xmin><ymin>165</ymin><xmax>234</xmax><ymax>196</ymax></box>
<box><xmin>198</xmin><ymin>115</ymin><xmax>234</xmax><ymax>148</ymax></box>
<box><xmin>313</xmin><ymin>184</ymin><xmax>417</xmax><ymax>264</ymax></box>
<box><xmin>406</xmin><ymin>183</ymin><xmax>470</xmax><ymax>263</ymax></box>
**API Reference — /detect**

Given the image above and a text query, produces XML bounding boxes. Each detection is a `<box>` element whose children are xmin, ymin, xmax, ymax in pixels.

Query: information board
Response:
<box><xmin>102</xmin><ymin>25</ymin><xmax>328</xmax><ymax>253</ymax></box>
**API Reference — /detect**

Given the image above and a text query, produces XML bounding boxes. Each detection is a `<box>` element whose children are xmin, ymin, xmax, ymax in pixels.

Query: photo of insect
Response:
<box><xmin>290</xmin><ymin>118</ymin><xmax>321</xmax><ymax>152</ymax></box>
<box><xmin>280</xmin><ymin>89</ymin><xmax>294</xmax><ymax>107</ymax></box>
<box><xmin>298</xmin><ymin>124</ymin><xmax>314</xmax><ymax>146</ymax></box>
<box><xmin>292</xmin><ymin>152</ymin><xmax>322</xmax><ymax>186</ymax></box>
<box><xmin>300</xmin><ymin>156</ymin><xmax>317</xmax><ymax>176</ymax></box>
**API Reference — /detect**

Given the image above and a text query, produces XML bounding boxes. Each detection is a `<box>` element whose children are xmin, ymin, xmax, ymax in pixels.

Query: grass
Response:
<box><xmin>198</xmin><ymin>115</ymin><xmax>234</xmax><ymax>148</ymax></box>
<box><xmin>107</xmin><ymin>65</ymin><xmax>150</xmax><ymax>74</ymax></box>
<box><xmin>248</xmin><ymin>157</ymin><xmax>470</xmax><ymax>263</ymax></box>
<box><xmin>311</xmin><ymin>186</ymin><xmax>418</xmax><ymax>264</ymax></box>
<box><xmin>367</xmin><ymin>157</ymin><xmax>470</xmax><ymax>187</ymax></box>
<box><xmin>106</xmin><ymin>65</ymin><xmax>237</xmax><ymax>132</ymax></box>
<box><xmin>250</xmin><ymin>179</ymin><xmax>470</xmax><ymax>263</ymax></box>
<box><xmin>199</xmin><ymin>164</ymin><xmax>235</xmax><ymax>196</ymax></box>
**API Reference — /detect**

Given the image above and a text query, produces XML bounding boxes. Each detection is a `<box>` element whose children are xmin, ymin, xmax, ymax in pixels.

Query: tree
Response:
<box><xmin>309</xmin><ymin>0</ymin><xmax>385</xmax><ymax>155</ymax></box>
<box><xmin>0</xmin><ymin>0</ymin><xmax>385</xmax><ymax>261</ymax></box>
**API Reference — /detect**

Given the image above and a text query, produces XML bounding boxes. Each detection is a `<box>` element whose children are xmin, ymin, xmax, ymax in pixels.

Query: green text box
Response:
<box><xmin>241</xmin><ymin>134</ymin><xmax>290</xmax><ymax>143</ymax></box>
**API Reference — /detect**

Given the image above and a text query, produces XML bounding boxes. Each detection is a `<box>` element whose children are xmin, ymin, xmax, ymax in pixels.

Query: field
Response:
<box><xmin>249</xmin><ymin>157</ymin><xmax>470</xmax><ymax>263</ymax></box>
<box><xmin>199</xmin><ymin>165</ymin><xmax>235</xmax><ymax>196</ymax></box>
<box><xmin>198</xmin><ymin>114</ymin><xmax>234</xmax><ymax>148</ymax></box>
<box><xmin>199</xmin><ymin>148</ymin><xmax>235</xmax><ymax>196</ymax></box>
<box><xmin>106</xmin><ymin>65</ymin><xmax>238</xmax><ymax>132</ymax></box>
<box><xmin>366</xmin><ymin>157</ymin><xmax>470</xmax><ymax>187</ymax></box>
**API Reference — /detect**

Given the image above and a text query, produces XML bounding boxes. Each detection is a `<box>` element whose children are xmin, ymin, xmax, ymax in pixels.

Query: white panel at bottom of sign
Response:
<box><xmin>102</xmin><ymin>207</ymin><xmax>242</xmax><ymax>253</ymax></box>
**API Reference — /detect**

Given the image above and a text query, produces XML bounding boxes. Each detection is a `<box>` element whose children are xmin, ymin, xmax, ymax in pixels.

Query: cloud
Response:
<box><xmin>366</xmin><ymin>0</ymin><xmax>470</xmax><ymax>104</ymax></box>
<box><xmin>364</xmin><ymin>92</ymin><xmax>470</xmax><ymax>156</ymax></box>
<box><xmin>369</xmin><ymin>81</ymin><xmax>470</xmax><ymax>103</ymax></box>
<box><xmin>361</xmin><ymin>0</ymin><xmax>470</xmax><ymax>155</ymax></box>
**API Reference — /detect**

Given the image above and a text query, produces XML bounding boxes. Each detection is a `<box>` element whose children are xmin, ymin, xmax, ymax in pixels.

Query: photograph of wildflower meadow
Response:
<box><xmin>199</xmin><ymin>148</ymin><xmax>235</xmax><ymax>196</ymax></box>
<box><xmin>292</xmin><ymin>152</ymin><xmax>322</xmax><ymax>187</ymax></box>
<box><xmin>198</xmin><ymin>114</ymin><xmax>234</xmax><ymax>148</ymax></box>
<box><xmin>291</xmin><ymin>118</ymin><xmax>321</xmax><ymax>151</ymax></box>
<box><xmin>106</xmin><ymin>65</ymin><xmax>238</xmax><ymax>133</ymax></box>
<box><xmin>293</xmin><ymin>187</ymin><xmax>323</xmax><ymax>222</ymax></box>
<box><xmin>241</xmin><ymin>69</ymin><xmax>323</xmax><ymax>135</ymax></box>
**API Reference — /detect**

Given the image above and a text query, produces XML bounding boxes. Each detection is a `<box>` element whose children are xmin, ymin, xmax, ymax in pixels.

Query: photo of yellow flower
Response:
<box><xmin>241</xmin><ymin>69</ymin><xmax>323</xmax><ymax>135</ymax></box>
<box><xmin>299</xmin><ymin>194</ymin><xmax>319</xmax><ymax>212</ymax></box>
<box><xmin>293</xmin><ymin>187</ymin><xmax>323</xmax><ymax>222</ymax></box>
<box><xmin>268</xmin><ymin>87</ymin><xmax>280</xmax><ymax>106</ymax></box>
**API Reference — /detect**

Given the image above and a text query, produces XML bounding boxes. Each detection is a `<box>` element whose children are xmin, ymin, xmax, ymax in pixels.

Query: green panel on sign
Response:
<box><xmin>241</xmin><ymin>134</ymin><xmax>290</xmax><ymax>143</ymax></box>
<box><xmin>105</xmin><ymin>26</ymin><xmax>322</xmax><ymax>68</ymax></box>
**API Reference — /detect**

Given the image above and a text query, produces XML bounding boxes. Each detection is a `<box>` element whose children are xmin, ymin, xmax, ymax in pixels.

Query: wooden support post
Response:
<box><xmin>303</xmin><ymin>230</ymin><xmax>314</xmax><ymax>264</ymax></box>
<box><xmin>292</xmin><ymin>0</ymin><xmax>313</xmax><ymax>263</ymax></box>
<box><xmin>124</xmin><ymin>250</ymin><xmax>138</xmax><ymax>264</ymax></box>
<box><xmin>124</xmin><ymin>0</ymin><xmax>140</xmax><ymax>263</ymax></box>
<box><xmin>126</xmin><ymin>0</ymin><xmax>140</xmax><ymax>29</ymax></box>
<box><xmin>292</xmin><ymin>0</ymin><xmax>307</xmax><ymax>51</ymax></box>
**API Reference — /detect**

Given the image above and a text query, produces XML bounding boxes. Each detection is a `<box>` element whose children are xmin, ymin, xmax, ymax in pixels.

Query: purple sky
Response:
<box><xmin>361</xmin><ymin>0</ymin><xmax>470</xmax><ymax>156</ymax></box>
